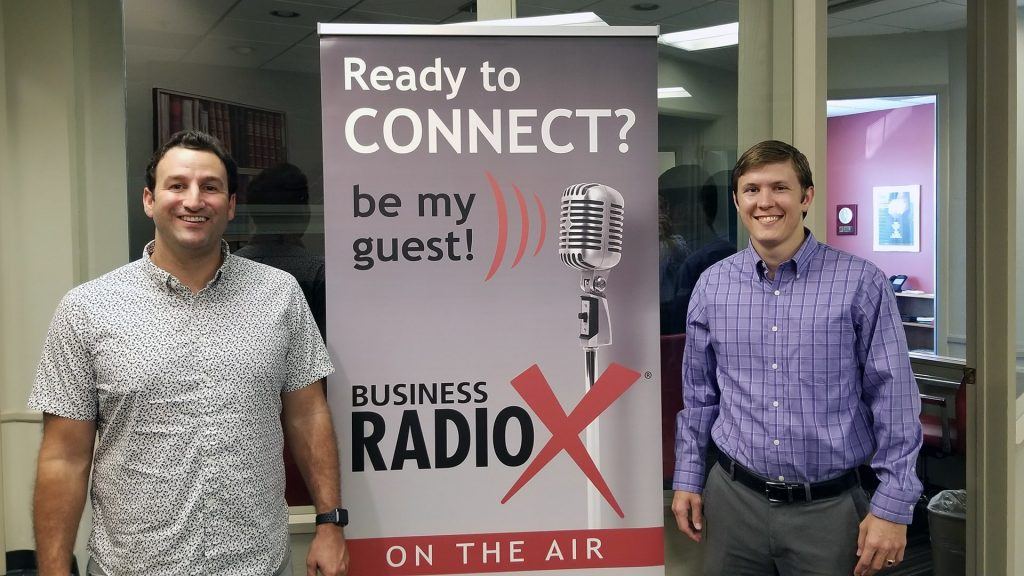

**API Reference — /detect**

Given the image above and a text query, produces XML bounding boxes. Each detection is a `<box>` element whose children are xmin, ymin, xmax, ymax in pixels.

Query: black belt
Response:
<box><xmin>716</xmin><ymin>450</ymin><xmax>859</xmax><ymax>503</ymax></box>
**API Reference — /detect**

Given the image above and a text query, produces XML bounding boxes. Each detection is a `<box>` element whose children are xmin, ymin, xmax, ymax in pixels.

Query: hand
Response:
<box><xmin>306</xmin><ymin>525</ymin><xmax>350</xmax><ymax>576</ymax></box>
<box><xmin>854</xmin><ymin>513</ymin><xmax>907</xmax><ymax>575</ymax></box>
<box><xmin>671</xmin><ymin>490</ymin><xmax>704</xmax><ymax>543</ymax></box>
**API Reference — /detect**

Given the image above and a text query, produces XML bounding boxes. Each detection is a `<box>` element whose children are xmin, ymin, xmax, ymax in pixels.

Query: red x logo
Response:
<box><xmin>501</xmin><ymin>362</ymin><xmax>642</xmax><ymax>518</ymax></box>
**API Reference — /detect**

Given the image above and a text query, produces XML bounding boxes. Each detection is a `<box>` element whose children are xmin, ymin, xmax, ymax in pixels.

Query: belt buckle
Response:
<box><xmin>765</xmin><ymin>481</ymin><xmax>794</xmax><ymax>503</ymax></box>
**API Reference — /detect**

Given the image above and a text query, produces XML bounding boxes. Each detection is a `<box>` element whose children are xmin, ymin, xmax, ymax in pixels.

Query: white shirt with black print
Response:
<box><xmin>30</xmin><ymin>241</ymin><xmax>334</xmax><ymax>576</ymax></box>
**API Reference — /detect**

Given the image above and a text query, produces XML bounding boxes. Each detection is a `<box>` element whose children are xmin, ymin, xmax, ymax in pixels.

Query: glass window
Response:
<box><xmin>829</xmin><ymin>4</ymin><xmax>968</xmax><ymax>573</ymax></box>
<box><xmin>828</xmin><ymin>3</ymin><xmax>967</xmax><ymax>361</ymax></box>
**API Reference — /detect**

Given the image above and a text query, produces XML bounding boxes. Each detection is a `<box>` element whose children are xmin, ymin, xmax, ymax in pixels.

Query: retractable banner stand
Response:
<box><xmin>320</xmin><ymin>24</ymin><xmax>662</xmax><ymax>575</ymax></box>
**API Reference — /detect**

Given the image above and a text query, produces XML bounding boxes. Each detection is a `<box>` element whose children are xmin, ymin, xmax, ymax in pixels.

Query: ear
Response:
<box><xmin>800</xmin><ymin>186</ymin><xmax>815</xmax><ymax>210</ymax></box>
<box><xmin>143</xmin><ymin>188</ymin><xmax>155</xmax><ymax>218</ymax></box>
<box><xmin>227</xmin><ymin>193</ymin><xmax>237</xmax><ymax>221</ymax></box>
<box><xmin>732</xmin><ymin>189</ymin><xmax>739</xmax><ymax>211</ymax></box>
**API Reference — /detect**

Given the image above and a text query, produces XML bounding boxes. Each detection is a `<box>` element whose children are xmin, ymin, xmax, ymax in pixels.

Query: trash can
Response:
<box><xmin>927</xmin><ymin>489</ymin><xmax>966</xmax><ymax>576</ymax></box>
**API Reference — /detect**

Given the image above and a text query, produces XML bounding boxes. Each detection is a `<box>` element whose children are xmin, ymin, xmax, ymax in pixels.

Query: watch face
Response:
<box><xmin>838</xmin><ymin>207</ymin><xmax>853</xmax><ymax>224</ymax></box>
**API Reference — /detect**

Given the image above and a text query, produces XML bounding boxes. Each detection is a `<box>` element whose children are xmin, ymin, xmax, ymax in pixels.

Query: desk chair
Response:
<box><xmin>918</xmin><ymin>368</ymin><xmax>973</xmax><ymax>489</ymax></box>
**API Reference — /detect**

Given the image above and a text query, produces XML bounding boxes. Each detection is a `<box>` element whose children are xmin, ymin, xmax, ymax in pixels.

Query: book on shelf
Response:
<box><xmin>154</xmin><ymin>88</ymin><xmax>286</xmax><ymax>171</ymax></box>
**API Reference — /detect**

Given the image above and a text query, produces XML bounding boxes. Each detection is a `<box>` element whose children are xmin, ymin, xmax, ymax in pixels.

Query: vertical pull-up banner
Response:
<box><xmin>320</xmin><ymin>23</ymin><xmax>662</xmax><ymax>575</ymax></box>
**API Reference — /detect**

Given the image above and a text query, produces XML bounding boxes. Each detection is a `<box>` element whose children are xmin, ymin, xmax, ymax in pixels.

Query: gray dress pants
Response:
<box><xmin>702</xmin><ymin>462</ymin><xmax>871</xmax><ymax>576</ymax></box>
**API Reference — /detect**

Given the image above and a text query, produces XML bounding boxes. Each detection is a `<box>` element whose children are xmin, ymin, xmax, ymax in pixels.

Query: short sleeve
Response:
<box><xmin>29</xmin><ymin>292</ymin><xmax>99</xmax><ymax>420</ymax></box>
<box><xmin>283</xmin><ymin>279</ymin><xmax>334</xmax><ymax>392</ymax></box>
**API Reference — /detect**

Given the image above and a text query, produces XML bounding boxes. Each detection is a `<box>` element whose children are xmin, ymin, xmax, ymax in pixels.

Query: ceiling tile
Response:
<box><xmin>921</xmin><ymin>19</ymin><xmax>966</xmax><ymax>31</ymax></box>
<box><xmin>597</xmin><ymin>13</ymin><xmax>648</xmax><ymax>26</ymax></box>
<box><xmin>124</xmin><ymin>28</ymin><xmax>202</xmax><ymax>50</ymax></box>
<box><xmin>864</xmin><ymin>2</ymin><xmax>965</xmax><ymax>30</ymax></box>
<box><xmin>443</xmin><ymin>11</ymin><xmax>477</xmax><ymax>24</ymax></box>
<box><xmin>518</xmin><ymin>1</ymin><xmax>603</xmax><ymax>11</ymax></box>
<box><xmin>332</xmin><ymin>9</ymin><xmax>436</xmax><ymax>24</ymax></box>
<box><xmin>354</xmin><ymin>0</ymin><xmax>469</xmax><ymax>21</ymax></box>
<box><xmin>827</xmin><ymin>0</ymin><xmax>935</xmax><ymax>21</ymax></box>
<box><xmin>828</xmin><ymin>15</ymin><xmax>854</xmax><ymax>28</ymax></box>
<box><xmin>287</xmin><ymin>0</ymin><xmax>363</xmax><ymax>7</ymax></box>
<box><xmin>181</xmin><ymin>35</ymin><xmax>291</xmax><ymax>68</ymax></box>
<box><xmin>124</xmin><ymin>44</ymin><xmax>190</xmax><ymax>65</ymax></box>
<box><xmin>515</xmin><ymin>5</ymin><xmax>572</xmax><ymax>17</ymax></box>
<box><xmin>826</xmin><ymin>20</ymin><xmax>909</xmax><ymax>38</ymax></box>
<box><xmin>658</xmin><ymin>1</ymin><xmax>738</xmax><ymax>34</ymax></box>
<box><xmin>123</xmin><ymin>0</ymin><xmax>237</xmax><ymax>34</ymax></box>
<box><xmin>210</xmin><ymin>18</ymin><xmax>312</xmax><ymax>44</ymax></box>
<box><xmin>262</xmin><ymin>44</ymin><xmax>320</xmax><ymax>74</ymax></box>
<box><xmin>581</xmin><ymin>0</ymin><xmax>708</xmax><ymax>25</ymax></box>
<box><xmin>225</xmin><ymin>0</ymin><xmax>350</xmax><ymax>27</ymax></box>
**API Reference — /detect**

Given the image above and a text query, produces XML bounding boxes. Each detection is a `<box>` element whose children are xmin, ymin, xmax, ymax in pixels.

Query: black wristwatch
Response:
<box><xmin>315</xmin><ymin>507</ymin><xmax>349</xmax><ymax>527</ymax></box>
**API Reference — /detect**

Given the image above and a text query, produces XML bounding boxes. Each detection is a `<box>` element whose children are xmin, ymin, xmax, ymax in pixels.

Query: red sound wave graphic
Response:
<box><xmin>484</xmin><ymin>172</ymin><xmax>548</xmax><ymax>281</ymax></box>
<box><xmin>484</xmin><ymin>172</ymin><xmax>508</xmax><ymax>282</ymax></box>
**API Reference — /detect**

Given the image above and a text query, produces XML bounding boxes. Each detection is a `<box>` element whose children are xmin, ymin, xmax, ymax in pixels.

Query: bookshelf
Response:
<box><xmin>895</xmin><ymin>292</ymin><xmax>935</xmax><ymax>353</ymax></box>
<box><xmin>153</xmin><ymin>88</ymin><xmax>287</xmax><ymax>174</ymax></box>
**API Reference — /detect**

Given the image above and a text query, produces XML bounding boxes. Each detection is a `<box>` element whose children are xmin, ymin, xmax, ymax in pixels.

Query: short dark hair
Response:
<box><xmin>731</xmin><ymin>140</ymin><xmax>814</xmax><ymax>194</ymax></box>
<box><xmin>145</xmin><ymin>130</ymin><xmax>238</xmax><ymax>195</ymax></box>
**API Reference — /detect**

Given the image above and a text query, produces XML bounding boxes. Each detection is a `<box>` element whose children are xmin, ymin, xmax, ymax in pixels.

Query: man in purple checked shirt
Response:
<box><xmin>671</xmin><ymin>140</ymin><xmax>922</xmax><ymax>576</ymax></box>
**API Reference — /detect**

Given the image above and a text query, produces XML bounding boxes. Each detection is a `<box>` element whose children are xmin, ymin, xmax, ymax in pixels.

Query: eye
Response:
<box><xmin>203</xmin><ymin>184</ymin><xmax>220</xmax><ymax>193</ymax></box>
<box><xmin>168</xmin><ymin>183</ymin><xmax>185</xmax><ymax>190</ymax></box>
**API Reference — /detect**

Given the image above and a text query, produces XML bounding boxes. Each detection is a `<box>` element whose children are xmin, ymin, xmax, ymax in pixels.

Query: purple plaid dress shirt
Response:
<box><xmin>673</xmin><ymin>231</ymin><xmax>922</xmax><ymax>524</ymax></box>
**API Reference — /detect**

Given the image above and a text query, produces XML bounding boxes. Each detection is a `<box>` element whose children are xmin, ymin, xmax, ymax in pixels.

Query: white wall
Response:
<box><xmin>829</xmin><ymin>30</ymin><xmax>968</xmax><ymax>358</ymax></box>
<box><xmin>1</xmin><ymin>0</ymin><xmax>127</xmax><ymax>569</ymax></box>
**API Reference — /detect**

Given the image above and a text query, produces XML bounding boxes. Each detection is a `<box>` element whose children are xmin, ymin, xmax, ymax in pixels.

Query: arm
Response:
<box><xmin>33</xmin><ymin>414</ymin><xmax>96</xmax><ymax>576</ymax></box>
<box><xmin>671</xmin><ymin>276</ymin><xmax>720</xmax><ymax>543</ymax></box>
<box><xmin>852</xmin><ymin>272</ymin><xmax>923</xmax><ymax>575</ymax></box>
<box><xmin>282</xmin><ymin>381</ymin><xmax>349</xmax><ymax>576</ymax></box>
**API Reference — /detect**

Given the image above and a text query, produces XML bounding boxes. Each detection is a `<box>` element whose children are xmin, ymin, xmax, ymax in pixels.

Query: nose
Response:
<box><xmin>182</xmin><ymin>184</ymin><xmax>204</xmax><ymax>211</ymax></box>
<box><xmin>755</xmin><ymin>188</ymin><xmax>774</xmax><ymax>209</ymax></box>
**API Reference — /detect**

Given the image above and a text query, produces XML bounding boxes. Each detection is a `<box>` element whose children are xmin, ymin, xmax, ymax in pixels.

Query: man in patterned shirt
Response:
<box><xmin>671</xmin><ymin>140</ymin><xmax>922</xmax><ymax>576</ymax></box>
<box><xmin>30</xmin><ymin>130</ymin><xmax>349</xmax><ymax>576</ymax></box>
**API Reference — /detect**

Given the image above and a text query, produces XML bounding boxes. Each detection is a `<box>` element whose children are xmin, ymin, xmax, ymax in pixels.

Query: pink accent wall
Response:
<box><xmin>826</xmin><ymin>104</ymin><xmax>935</xmax><ymax>293</ymax></box>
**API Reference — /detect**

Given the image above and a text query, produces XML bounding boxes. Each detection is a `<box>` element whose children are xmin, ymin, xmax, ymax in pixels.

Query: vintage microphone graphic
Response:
<box><xmin>559</xmin><ymin>182</ymin><xmax>624</xmax><ymax>387</ymax></box>
<box><xmin>558</xmin><ymin>182</ymin><xmax>624</xmax><ymax>528</ymax></box>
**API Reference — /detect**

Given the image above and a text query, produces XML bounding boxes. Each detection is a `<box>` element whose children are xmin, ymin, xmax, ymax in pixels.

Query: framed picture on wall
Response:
<box><xmin>873</xmin><ymin>185</ymin><xmax>920</xmax><ymax>252</ymax></box>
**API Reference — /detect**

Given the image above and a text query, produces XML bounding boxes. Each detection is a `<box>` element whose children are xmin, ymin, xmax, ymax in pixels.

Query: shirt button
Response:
<box><xmin>772</xmin><ymin>401</ymin><xmax>779</xmax><ymax>407</ymax></box>
<box><xmin>771</xmin><ymin>363</ymin><xmax>778</xmax><ymax>369</ymax></box>
<box><xmin>778</xmin><ymin>476</ymin><xmax>785</xmax><ymax>481</ymax></box>
<box><xmin>771</xmin><ymin>326</ymin><xmax>778</xmax><ymax>332</ymax></box>
<box><xmin>773</xmin><ymin>439</ymin><xmax>780</xmax><ymax>446</ymax></box>
<box><xmin>773</xmin><ymin>290</ymin><xmax>780</xmax><ymax>296</ymax></box>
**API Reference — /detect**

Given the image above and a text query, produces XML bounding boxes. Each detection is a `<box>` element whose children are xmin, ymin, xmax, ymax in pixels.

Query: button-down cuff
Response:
<box><xmin>671</xmin><ymin>470</ymin><xmax>706</xmax><ymax>494</ymax></box>
<box><xmin>869</xmin><ymin>485</ymin><xmax>919</xmax><ymax>524</ymax></box>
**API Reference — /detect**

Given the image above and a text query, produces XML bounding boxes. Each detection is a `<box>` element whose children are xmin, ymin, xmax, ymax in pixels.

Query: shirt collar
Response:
<box><xmin>141</xmin><ymin>240</ymin><xmax>233</xmax><ymax>292</ymax></box>
<box><xmin>747</xmin><ymin>228</ymin><xmax>820</xmax><ymax>281</ymax></box>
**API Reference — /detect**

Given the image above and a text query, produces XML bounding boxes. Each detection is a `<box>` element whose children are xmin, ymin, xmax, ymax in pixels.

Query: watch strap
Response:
<box><xmin>315</xmin><ymin>507</ymin><xmax>349</xmax><ymax>527</ymax></box>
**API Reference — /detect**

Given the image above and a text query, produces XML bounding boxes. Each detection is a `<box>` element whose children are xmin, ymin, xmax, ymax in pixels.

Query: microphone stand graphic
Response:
<box><xmin>558</xmin><ymin>183</ymin><xmax>624</xmax><ymax>529</ymax></box>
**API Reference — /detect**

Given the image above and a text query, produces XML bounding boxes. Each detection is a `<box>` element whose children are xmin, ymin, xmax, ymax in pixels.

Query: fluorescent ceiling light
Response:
<box><xmin>455</xmin><ymin>12</ymin><xmax>607</xmax><ymax>27</ymax></box>
<box><xmin>826</xmin><ymin>95</ymin><xmax>936</xmax><ymax>117</ymax></box>
<box><xmin>660</xmin><ymin>22</ymin><xmax>738</xmax><ymax>51</ymax></box>
<box><xmin>658</xmin><ymin>86</ymin><xmax>692</xmax><ymax>98</ymax></box>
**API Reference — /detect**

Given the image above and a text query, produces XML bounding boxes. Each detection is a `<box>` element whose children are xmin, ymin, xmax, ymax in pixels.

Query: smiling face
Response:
<box><xmin>734</xmin><ymin>160</ymin><xmax>814</xmax><ymax>264</ymax></box>
<box><xmin>143</xmin><ymin>146</ymin><xmax>236</xmax><ymax>261</ymax></box>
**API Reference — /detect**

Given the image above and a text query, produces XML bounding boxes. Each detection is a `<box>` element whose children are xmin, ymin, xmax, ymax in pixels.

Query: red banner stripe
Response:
<box><xmin>346</xmin><ymin>527</ymin><xmax>663</xmax><ymax>575</ymax></box>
